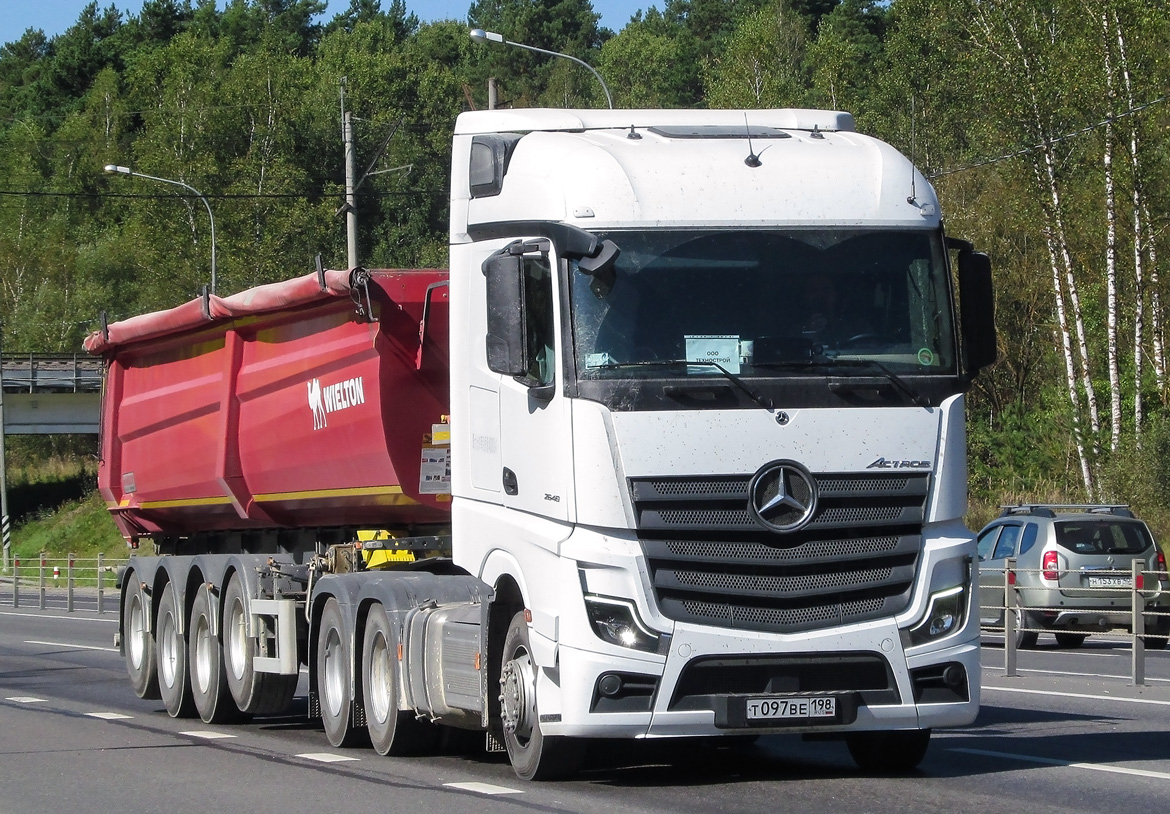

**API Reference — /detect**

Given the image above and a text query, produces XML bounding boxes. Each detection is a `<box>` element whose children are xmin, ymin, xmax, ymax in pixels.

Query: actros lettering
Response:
<box><xmin>866</xmin><ymin>457</ymin><xmax>931</xmax><ymax>470</ymax></box>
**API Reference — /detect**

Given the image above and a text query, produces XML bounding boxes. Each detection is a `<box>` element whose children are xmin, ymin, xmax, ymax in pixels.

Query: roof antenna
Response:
<box><xmin>744</xmin><ymin>113</ymin><xmax>762</xmax><ymax>168</ymax></box>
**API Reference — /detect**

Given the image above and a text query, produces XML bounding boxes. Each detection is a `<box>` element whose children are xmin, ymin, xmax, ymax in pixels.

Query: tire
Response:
<box><xmin>499</xmin><ymin>610</ymin><xmax>584</xmax><ymax>781</ymax></box>
<box><xmin>317</xmin><ymin>597</ymin><xmax>364</xmax><ymax>747</ymax></box>
<box><xmin>1015</xmin><ymin>610</ymin><xmax>1039</xmax><ymax>650</ymax></box>
<box><xmin>122</xmin><ymin>577</ymin><xmax>160</xmax><ymax>700</ymax></box>
<box><xmin>361</xmin><ymin>604</ymin><xmax>440</xmax><ymax>756</ymax></box>
<box><xmin>847</xmin><ymin>729</ymin><xmax>931</xmax><ymax>773</ymax></box>
<box><xmin>188</xmin><ymin>583</ymin><xmax>248</xmax><ymax>724</ymax></box>
<box><xmin>156</xmin><ymin>582</ymin><xmax>197</xmax><ymax>718</ymax></box>
<box><xmin>1054</xmin><ymin>632</ymin><xmax>1087</xmax><ymax>648</ymax></box>
<box><xmin>222</xmin><ymin>574</ymin><xmax>297</xmax><ymax>715</ymax></box>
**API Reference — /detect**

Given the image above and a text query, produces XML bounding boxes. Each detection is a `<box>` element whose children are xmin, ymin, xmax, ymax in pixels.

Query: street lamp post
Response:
<box><xmin>469</xmin><ymin>28</ymin><xmax>613</xmax><ymax>109</ymax></box>
<box><xmin>104</xmin><ymin>164</ymin><xmax>218</xmax><ymax>295</ymax></box>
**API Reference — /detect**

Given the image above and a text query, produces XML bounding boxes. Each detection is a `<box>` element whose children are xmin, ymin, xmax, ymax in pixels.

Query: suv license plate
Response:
<box><xmin>1087</xmin><ymin>575</ymin><xmax>1131</xmax><ymax>588</ymax></box>
<box><xmin>746</xmin><ymin>696</ymin><xmax>836</xmax><ymax>721</ymax></box>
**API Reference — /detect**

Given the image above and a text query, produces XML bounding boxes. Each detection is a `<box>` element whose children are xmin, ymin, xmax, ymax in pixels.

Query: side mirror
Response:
<box><xmin>958</xmin><ymin>250</ymin><xmax>996</xmax><ymax>376</ymax></box>
<box><xmin>483</xmin><ymin>252</ymin><xmax>528</xmax><ymax>377</ymax></box>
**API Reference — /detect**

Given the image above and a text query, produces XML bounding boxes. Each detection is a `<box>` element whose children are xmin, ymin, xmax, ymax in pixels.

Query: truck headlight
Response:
<box><xmin>584</xmin><ymin>596</ymin><xmax>663</xmax><ymax>653</ymax></box>
<box><xmin>906</xmin><ymin>584</ymin><xmax>966</xmax><ymax>647</ymax></box>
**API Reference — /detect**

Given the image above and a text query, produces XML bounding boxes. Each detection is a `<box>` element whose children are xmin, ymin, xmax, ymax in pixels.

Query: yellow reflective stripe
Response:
<box><xmin>137</xmin><ymin>496</ymin><xmax>235</xmax><ymax>509</ymax></box>
<box><xmin>253</xmin><ymin>485</ymin><xmax>417</xmax><ymax>504</ymax></box>
<box><xmin>131</xmin><ymin>486</ymin><xmax>420</xmax><ymax>509</ymax></box>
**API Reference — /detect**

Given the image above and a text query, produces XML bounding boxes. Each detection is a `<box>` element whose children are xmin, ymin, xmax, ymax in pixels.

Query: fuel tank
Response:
<box><xmin>84</xmin><ymin>268</ymin><xmax>451</xmax><ymax>542</ymax></box>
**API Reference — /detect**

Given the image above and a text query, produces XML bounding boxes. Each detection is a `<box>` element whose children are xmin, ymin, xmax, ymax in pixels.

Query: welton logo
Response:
<box><xmin>306</xmin><ymin>376</ymin><xmax>365</xmax><ymax>430</ymax></box>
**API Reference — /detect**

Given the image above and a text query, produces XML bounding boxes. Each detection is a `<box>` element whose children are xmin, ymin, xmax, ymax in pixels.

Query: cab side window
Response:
<box><xmin>523</xmin><ymin>257</ymin><xmax>555</xmax><ymax>385</ymax></box>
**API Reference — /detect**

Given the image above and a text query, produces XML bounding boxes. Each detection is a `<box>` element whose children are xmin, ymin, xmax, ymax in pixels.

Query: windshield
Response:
<box><xmin>570</xmin><ymin>229</ymin><xmax>957</xmax><ymax>380</ymax></box>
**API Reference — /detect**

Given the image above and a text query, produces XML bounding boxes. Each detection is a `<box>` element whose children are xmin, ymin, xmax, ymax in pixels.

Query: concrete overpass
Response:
<box><xmin>1</xmin><ymin>354</ymin><xmax>103</xmax><ymax>435</ymax></box>
<box><xmin>1</xmin><ymin>353</ymin><xmax>104</xmax><ymax>564</ymax></box>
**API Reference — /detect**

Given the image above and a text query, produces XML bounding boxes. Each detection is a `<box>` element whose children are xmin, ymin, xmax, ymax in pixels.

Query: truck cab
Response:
<box><xmin>446</xmin><ymin>109</ymin><xmax>994</xmax><ymax>776</ymax></box>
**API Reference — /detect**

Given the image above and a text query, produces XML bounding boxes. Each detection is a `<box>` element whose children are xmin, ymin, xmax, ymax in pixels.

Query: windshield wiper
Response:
<box><xmin>590</xmin><ymin>360</ymin><xmax>774</xmax><ymax>410</ymax></box>
<box><xmin>827</xmin><ymin>359</ymin><xmax>928</xmax><ymax>407</ymax></box>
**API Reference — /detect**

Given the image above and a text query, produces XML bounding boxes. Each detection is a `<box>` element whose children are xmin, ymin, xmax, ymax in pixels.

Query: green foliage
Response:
<box><xmin>703</xmin><ymin>3</ymin><xmax>808</xmax><ymax>108</ymax></box>
<box><xmin>8</xmin><ymin>490</ymin><xmax>127</xmax><ymax>561</ymax></box>
<box><xmin>3</xmin><ymin>0</ymin><xmax>1170</xmax><ymax>546</ymax></box>
<box><xmin>468</xmin><ymin>0</ymin><xmax>605</xmax><ymax>108</ymax></box>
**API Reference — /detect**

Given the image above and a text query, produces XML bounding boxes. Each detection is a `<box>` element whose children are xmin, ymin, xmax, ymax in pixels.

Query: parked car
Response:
<box><xmin>977</xmin><ymin>504</ymin><xmax>1170</xmax><ymax>649</ymax></box>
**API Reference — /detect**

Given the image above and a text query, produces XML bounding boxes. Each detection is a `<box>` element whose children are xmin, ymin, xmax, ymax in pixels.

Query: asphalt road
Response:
<box><xmin>2</xmin><ymin>604</ymin><xmax>1169</xmax><ymax>814</ymax></box>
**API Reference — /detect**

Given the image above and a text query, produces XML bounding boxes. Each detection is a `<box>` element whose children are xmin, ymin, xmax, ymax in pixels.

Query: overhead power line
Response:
<box><xmin>929</xmin><ymin>93</ymin><xmax>1168</xmax><ymax>179</ymax></box>
<box><xmin>0</xmin><ymin>189</ymin><xmax>443</xmax><ymax>200</ymax></box>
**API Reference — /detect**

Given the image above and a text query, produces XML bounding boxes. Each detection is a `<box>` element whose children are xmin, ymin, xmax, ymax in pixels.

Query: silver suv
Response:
<box><xmin>977</xmin><ymin>504</ymin><xmax>1170</xmax><ymax>648</ymax></box>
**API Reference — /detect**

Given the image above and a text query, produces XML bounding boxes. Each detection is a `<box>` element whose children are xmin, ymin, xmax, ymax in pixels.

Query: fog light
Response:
<box><xmin>584</xmin><ymin>596</ymin><xmax>661</xmax><ymax>653</ymax></box>
<box><xmin>907</xmin><ymin>585</ymin><xmax>966</xmax><ymax>646</ymax></box>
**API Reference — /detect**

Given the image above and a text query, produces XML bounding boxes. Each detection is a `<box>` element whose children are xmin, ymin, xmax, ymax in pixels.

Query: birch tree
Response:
<box><xmin>962</xmin><ymin>0</ymin><xmax>1102</xmax><ymax>494</ymax></box>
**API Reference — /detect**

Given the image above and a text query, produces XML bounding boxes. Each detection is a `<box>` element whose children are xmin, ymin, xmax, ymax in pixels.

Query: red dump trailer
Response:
<box><xmin>86</xmin><ymin>268</ymin><xmax>452</xmax><ymax>544</ymax></box>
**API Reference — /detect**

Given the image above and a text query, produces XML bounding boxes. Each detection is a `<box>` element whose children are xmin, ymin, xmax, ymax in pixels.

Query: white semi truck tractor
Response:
<box><xmin>92</xmin><ymin>107</ymin><xmax>995</xmax><ymax>781</ymax></box>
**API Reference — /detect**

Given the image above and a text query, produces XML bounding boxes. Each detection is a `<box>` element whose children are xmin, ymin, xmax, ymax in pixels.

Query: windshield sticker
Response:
<box><xmin>917</xmin><ymin>348</ymin><xmax>935</xmax><ymax>366</ymax></box>
<box><xmin>685</xmin><ymin>335</ymin><xmax>740</xmax><ymax>374</ymax></box>
<box><xmin>585</xmin><ymin>352</ymin><xmax>614</xmax><ymax>368</ymax></box>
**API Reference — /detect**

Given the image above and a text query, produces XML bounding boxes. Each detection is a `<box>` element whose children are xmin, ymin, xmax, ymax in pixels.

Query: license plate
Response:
<box><xmin>1087</xmin><ymin>575</ymin><xmax>1130</xmax><ymax>588</ymax></box>
<box><xmin>745</xmin><ymin>696</ymin><xmax>836</xmax><ymax>721</ymax></box>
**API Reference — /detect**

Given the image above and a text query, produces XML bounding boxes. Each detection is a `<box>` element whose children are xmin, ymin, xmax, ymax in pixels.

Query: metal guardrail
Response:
<box><xmin>981</xmin><ymin>557</ymin><xmax>1169</xmax><ymax>686</ymax></box>
<box><xmin>1</xmin><ymin>554</ymin><xmax>127</xmax><ymax>614</ymax></box>
<box><xmin>0</xmin><ymin>353</ymin><xmax>104</xmax><ymax>393</ymax></box>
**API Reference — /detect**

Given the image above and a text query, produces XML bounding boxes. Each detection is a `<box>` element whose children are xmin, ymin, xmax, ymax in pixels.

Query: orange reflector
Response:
<box><xmin>524</xmin><ymin>608</ymin><xmax>532</xmax><ymax>623</ymax></box>
<box><xmin>397</xmin><ymin>642</ymin><xmax>403</xmax><ymax>661</ymax></box>
<box><xmin>474</xmin><ymin>652</ymin><xmax>481</xmax><ymax>671</ymax></box>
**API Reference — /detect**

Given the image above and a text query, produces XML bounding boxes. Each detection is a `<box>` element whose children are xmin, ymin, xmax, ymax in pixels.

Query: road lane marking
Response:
<box><xmin>0</xmin><ymin>610</ymin><xmax>116</xmax><ymax>624</ymax></box>
<box><xmin>983</xmin><ymin>685</ymin><xmax>1170</xmax><ymax>706</ymax></box>
<box><xmin>982</xmin><ymin>664</ymin><xmax>1170</xmax><ymax>684</ymax></box>
<box><xmin>297</xmin><ymin>753</ymin><xmax>360</xmax><ymax>763</ymax></box>
<box><xmin>950</xmin><ymin>748</ymin><xmax>1170</xmax><ymax>780</ymax></box>
<box><xmin>180</xmin><ymin>731</ymin><xmax>237</xmax><ymax>739</ymax></box>
<box><xmin>6</xmin><ymin>697</ymin><xmax>47</xmax><ymax>703</ymax></box>
<box><xmin>443</xmin><ymin>782</ymin><xmax>523</xmax><ymax>795</ymax></box>
<box><xmin>25</xmin><ymin>639</ymin><xmax>118</xmax><ymax>653</ymax></box>
<box><xmin>87</xmin><ymin>712</ymin><xmax>133</xmax><ymax>720</ymax></box>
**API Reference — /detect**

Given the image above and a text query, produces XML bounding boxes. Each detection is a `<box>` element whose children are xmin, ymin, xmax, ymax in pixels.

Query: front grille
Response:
<box><xmin>631</xmin><ymin>472</ymin><xmax>929</xmax><ymax>634</ymax></box>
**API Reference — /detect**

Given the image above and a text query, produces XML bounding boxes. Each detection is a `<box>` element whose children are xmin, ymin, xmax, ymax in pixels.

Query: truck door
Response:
<box><xmin>495</xmin><ymin>247</ymin><xmax>573</xmax><ymax>523</ymax></box>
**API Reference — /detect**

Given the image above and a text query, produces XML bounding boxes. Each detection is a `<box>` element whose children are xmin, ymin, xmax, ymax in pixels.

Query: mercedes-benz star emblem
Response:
<box><xmin>748</xmin><ymin>460</ymin><xmax>817</xmax><ymax>533</ymax></box>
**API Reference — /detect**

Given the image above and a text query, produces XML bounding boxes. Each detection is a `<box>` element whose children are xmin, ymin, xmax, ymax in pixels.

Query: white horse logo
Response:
<box><xmin>307</xmin><ymin>378</ymin><xmax>327</xmax><ymax>430</ymax></box>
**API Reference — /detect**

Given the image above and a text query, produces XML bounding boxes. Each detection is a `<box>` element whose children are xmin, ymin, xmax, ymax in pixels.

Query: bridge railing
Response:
<box><xmin>1</xmin><ymin>353</ymin><xmax>104</xmax><ymax>393</ymax></box>
<box><xmin>981</xmin><ymin>557</ymin><xmax>1170</xmax><ymax>686</ymax></box>
<box><xmin>1</xmin><ymin>553</ymin><xmax>128</xmax><ymax>614</ymax></box>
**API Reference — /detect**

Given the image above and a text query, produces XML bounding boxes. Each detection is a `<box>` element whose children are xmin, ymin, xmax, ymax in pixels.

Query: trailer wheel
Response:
<box><xmin>362</xmin><ymin>604</ymin><xmax>440</xmax><ymax>755</ymax></box>
<box><xmin>317</xmin><ymin>598</ymin><xmax>363</xmax><ymax>747</ymax></box>
<box><xmin>846</xmin><ymin>729</ymin><xmax>931</xmax><ymax>773</ymax></box>
<box><xmin>156</xmin><ymin>582</ymin><xmax>197</xmax><ymax>718</ymax></box>
<box><xmin>222</xmin><ymin>574</ymin><xmax>297</xmax><ymax>715</ymax></box>
<box><xmin>189</xmin><ymin>583</ymin><xmax>248</xmax><ymax>724</ymax></box>
<box><xmin>499</xmin><ymin>611</ymin><xmax>583</xmax><ymax>780</ymax></box>
<box><xmin>122</xmin><ymin>578</ymin><xmax>160</xmax><ymax>700</ymax></box>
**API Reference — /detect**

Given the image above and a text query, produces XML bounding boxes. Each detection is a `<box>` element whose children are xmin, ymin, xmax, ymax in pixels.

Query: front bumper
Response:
<box><xmin>536</xmin><ymin>618</ymin><xmax>980</xmax><ymax>739</ymax></box>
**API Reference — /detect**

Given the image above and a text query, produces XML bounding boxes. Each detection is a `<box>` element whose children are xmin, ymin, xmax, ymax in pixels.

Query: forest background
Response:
<box><xmin>2</xmin><ymin>0</ymin><xmax>1170</xmax><ymax>557</ymax></box>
